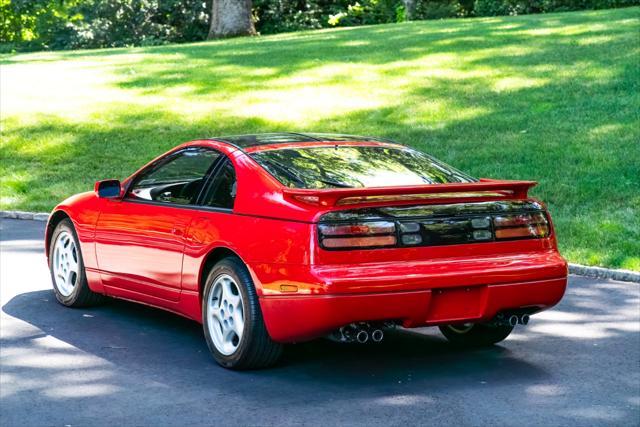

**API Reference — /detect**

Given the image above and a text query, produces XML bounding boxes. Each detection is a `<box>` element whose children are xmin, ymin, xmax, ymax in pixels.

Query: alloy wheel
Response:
<box><xmin>52</xmin><ymin>231</ymin><xmax>79</xmax><ymax>297</ymax></box>
<box><xmin>207</xmin><ymin>274</ymin><xmax>245</xmax><ymax>355</ymax></box>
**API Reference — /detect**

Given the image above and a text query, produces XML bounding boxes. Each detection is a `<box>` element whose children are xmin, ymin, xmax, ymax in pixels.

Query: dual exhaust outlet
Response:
<box><xmin>495</xmin><ymin>313</ymin><xmax>530</xmax><ymax>327</ymax></box>
<box><xmin>331</xmin><ymin>313</ymin><xmax>529</xmax><ymax>343</ymax></box>
<box><xmin>330</xmin><ymin>322</ymin><xmax>390</xmax><ymax>344</ymax></box>
<box><xmin>355</xmin><ymin>328</ymin><xmax>384</xmax><ymax>344</ymax></box>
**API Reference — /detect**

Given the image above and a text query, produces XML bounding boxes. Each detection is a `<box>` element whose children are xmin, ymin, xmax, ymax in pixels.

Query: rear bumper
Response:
<box><xmin>260</xmin><ymin>276</ymin><xmax>567</xmax><ymax>342</ymax></box>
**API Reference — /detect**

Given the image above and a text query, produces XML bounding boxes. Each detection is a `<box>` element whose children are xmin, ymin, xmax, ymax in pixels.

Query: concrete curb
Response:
<box><xmin>568</xmin><ymin>264</ymin><xmax>640</xmax><ymax>283</ymax></box>
<box><xmin>1</xmin><ymin>210</ymin><xmax>50</xmax><ymax>222</ymax></box>
<box><xmin>2</xmin><ymin>210</ymin><xmax>639</xmax><ymax>283</ymax></box>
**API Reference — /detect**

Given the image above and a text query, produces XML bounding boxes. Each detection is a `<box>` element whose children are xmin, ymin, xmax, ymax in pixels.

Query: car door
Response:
<box><xmin>94</xmin><ymin>147</ymin><xmax>221</xmax><ymax>303</ymax></box>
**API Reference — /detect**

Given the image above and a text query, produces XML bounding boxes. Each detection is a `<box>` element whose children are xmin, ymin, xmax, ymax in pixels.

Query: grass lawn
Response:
<box><xmin>1</xmin><ymin>8</ymin><xmax>639</xmax><ymax>270</ymax></box>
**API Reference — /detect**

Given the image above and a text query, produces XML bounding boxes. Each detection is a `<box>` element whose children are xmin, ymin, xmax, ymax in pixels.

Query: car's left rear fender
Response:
<box><xmin>179</xmin><ymin>212</ymin><xmax>313</xmax><ymax>321</ymax></box>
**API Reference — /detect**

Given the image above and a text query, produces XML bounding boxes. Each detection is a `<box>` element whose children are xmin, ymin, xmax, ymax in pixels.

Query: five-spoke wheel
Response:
<box><xmin>48</xmin><ymin>218</ymin><xmax>104</xmax><ymax>307</ymax></box>
<box><xmin>52</xmin><ymin>230</ymin><xmax>79</xmax><ymax>297</ymax></box>
<box><xmin>207</xmin><ymin>274</ymin><xmax>246</xmax><ymax>356</ymax></box>
<box><xmin>202</xmin><ymin>257</ymin><xmax>282</xmax><ymax>369</ymax></box>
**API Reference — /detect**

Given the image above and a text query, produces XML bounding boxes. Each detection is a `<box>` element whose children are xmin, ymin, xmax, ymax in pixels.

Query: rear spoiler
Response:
<box><xmin>282</xmin><ymin>179</ymin><xmax>537</xmax><ymax>207</ymax></box>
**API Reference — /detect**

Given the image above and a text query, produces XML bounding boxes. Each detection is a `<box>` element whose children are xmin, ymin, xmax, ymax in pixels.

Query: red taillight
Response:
<box><xmin>493</xmin><ymin>212</ymin><xmax>550</xmax><ymax>240</ymax></box>
<box><xmin>318</xmin><ymin>208</ymin><xmax>551</xmax><ymax>250</ymax></box>
<box><xmin>319</xmin><ymin>222</ymin><xmax>396</xmax><ymax>236</ymax></box>
<box><xmin>323</xmin><ymin>235</ymin><xmax>397</xmax><ymax>248</ymax></box>
<box><xmin>318</xmin><ymin>221</ymin><xmax>397</xmax><ymax>249</ymax></box>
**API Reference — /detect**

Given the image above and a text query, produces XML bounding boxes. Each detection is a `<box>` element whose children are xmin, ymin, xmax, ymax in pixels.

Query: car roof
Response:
<box><xmin>210</xmin><ymin>132</ymin><xmax>396</xmax><ymax>149</ymax></box>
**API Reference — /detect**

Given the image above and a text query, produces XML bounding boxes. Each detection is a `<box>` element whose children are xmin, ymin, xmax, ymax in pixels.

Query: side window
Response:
<box><xmin>201</xmin><ymin>158</ymin><xmax>236</xmax><ymax>209</ymax></box>
<box><xmin>128</xmin><ymin>148</ymin><xmax>220</xmax><ymax>205</ymax></box>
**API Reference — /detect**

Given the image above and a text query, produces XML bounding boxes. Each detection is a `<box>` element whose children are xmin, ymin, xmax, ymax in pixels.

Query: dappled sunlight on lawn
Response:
<box><xmin>1</xmin><ymin>8</ymin><xmax>639</xmax><ymax>269</ymax></box>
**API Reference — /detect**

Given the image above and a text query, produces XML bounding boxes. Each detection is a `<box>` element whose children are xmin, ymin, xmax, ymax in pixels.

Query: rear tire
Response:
<box><xmin>202</xmin><ymin>257</ymin><xmax>283</xmax><ymax>370</ymax></box>
<box><xmin>48</xmin><ymin>218</ymin><xmax>105</xmax><ymax>307</ymax></box>
<box><xmin>438</xmin><ymin>322</ymin><xmax>514</xmax><ymax>347</ymax></box>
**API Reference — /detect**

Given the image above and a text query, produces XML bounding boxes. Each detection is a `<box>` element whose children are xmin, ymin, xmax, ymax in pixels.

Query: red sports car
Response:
<box><xmin>46</xmin><ymin>133</ymin><xmax>567</xmax><ymax>369</ymax></box>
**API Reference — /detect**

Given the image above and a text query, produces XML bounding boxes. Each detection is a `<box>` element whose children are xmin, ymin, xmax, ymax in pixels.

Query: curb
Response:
<box><xmin>568</xmin><ymin>264</ymin><xmax>639</xmax><ymax>284</ymax></box>
<box><xmin>2</xmin><ymin>210</ymin><xmax>639</xmax><ymax>283</ymax></box>
<box><xmin>1</xmin><ymin>210</ymin><xmax>50</xmax><ymax>222</ymax></box>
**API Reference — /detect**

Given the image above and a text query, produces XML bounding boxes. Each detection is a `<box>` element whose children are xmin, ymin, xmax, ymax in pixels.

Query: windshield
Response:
<box><xmin>250</xmin><ymin>146</ymin><xmax>476</xmax><ymax>189</ymax></box>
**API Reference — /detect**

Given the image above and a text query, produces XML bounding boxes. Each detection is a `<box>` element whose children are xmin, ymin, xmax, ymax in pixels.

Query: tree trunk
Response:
<box><xmin>208</xmin><ymin>0</ymin><xmax>255</xmax><ymax>39</ymax></box>
<box><xmin>403</xmin><ymin>0</ymin><xmax>417</xmax><ymax>20</ymax></box>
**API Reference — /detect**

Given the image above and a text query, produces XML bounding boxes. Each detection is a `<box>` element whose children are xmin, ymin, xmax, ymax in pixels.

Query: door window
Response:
<box><xmin>201</xmin><ymin>159</ymin><xmax>236</xmax><ymax>209</ymax></box>
<box><xmin>128</xmin><ymin>148</ymin><xmax>220</xmax><ymax>205</ymax></box>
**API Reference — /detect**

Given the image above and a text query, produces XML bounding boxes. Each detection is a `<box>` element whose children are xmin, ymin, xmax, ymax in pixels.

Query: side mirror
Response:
<box><xmin>95</xmin><ymin>179</ymin><xmax>122</xmax><ymax>198</ymax></box>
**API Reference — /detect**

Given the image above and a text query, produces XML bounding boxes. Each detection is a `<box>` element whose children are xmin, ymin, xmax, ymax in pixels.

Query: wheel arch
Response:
<box><xmin>198</xmin><ymin>246</ymin><xmax>258</xmax><ymax>303</ymax></box>
<box><xmin>45</xmin><ymin>209</ymin><xmax>72</xmax><ymax>256</ymax></box>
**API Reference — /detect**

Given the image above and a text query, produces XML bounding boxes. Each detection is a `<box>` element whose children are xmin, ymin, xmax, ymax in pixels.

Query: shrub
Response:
<box><xmin>474</xmin><ymin>0</ymin><xmax>637</xmax><ymax>16</ymax></box>
<box><xmin>2</xmin><ymin>0</ymin><xmax>639</xmax><ymax>51</ymax></box>
<box><xmin>253</xmin><ymin>0</ymin><xmax>333</xmax><ymax>33</ymax></box>
<box><xmin>327</xmin><ymin>0</ymin><xmax>405</xmax><ymax>27</ymax></box>
<box><xmin>414</xmin><ymin>1</ymin><xmax>463</xmax><ymax>19</ymax></box>
<box><xmin>0</xmin><ymin>0</ymin><xmax>211</xmax><ymax>51</ymax></box>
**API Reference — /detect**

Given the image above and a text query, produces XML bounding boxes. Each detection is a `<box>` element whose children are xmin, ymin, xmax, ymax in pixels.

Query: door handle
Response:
<box><xmin>171</xmin><ymin>227</ymin><xmax>183</xmax><ymax>236</ymax></box>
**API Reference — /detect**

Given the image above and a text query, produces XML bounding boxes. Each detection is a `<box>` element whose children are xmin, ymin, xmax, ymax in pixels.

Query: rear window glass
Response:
<box><xmin>249</xmin><ymin>146</ymin><xmax>476</xmax><ymax>189</ymax></box>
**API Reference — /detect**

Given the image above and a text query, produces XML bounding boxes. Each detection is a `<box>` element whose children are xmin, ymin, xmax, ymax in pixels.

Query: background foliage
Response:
<box><xmin>2</xmin><ymin>0</ymin><xmax>638</xmax><ymax>51</ymax></box>
<box><xmin>2</xmin><ymin>8</ymin><xmax>639</xmax><ymax>269</ymax></box>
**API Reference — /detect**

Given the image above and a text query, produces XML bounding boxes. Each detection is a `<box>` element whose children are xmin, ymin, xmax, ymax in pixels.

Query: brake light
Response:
<box><xmin>318</xmin><ymin>221</ymin><xmax>397</xmax><ymax>249</ymax></box>
<box><xmin>336</xmin><ymin>192</ymin><xmax>508</xmax><ymax>206</ymax></box>
<box><xmin>493</xmin><ymin>212</ymin><xmax>549</xmax><ymax>240</ymax></box>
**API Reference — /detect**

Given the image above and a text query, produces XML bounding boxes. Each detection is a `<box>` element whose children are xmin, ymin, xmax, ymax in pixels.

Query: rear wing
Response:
<box><xmin>282</xmin><ymin>179</ymin><xmax>537</xmax><ymax>207</ymax></box>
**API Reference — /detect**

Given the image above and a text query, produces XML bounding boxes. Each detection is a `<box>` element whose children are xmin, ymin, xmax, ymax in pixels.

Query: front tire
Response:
<box><xmin>438</xmin><ymin>322</ymin><xmax>514</xmax><ymax>347</ymax></box>
<box><xmin>48</xmin><ymin>218</ymin><xmax>104</xmax><ymax>307</ymax></box>
<box><xmin>202</xmin><ymin>257</ymin><xmax>283</xmax><ymax>369</ymax></box>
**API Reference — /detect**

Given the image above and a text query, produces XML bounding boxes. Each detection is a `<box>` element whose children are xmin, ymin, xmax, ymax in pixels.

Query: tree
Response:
<box><xmin>403</xmin><ymin>0</ymin><xmax>416</xmax><ymax>20</ymax></box>
<box><xmin>208</xmin><ymin>0</ymin><xmax>255</xmax><ymax>39</ymax></box>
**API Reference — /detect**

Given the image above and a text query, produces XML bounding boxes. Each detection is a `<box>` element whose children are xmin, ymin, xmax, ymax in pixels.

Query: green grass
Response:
<box><xmin>1</xmin><ymin>8</ymin><xmax>639</xmax><ymax>270</ymax></box>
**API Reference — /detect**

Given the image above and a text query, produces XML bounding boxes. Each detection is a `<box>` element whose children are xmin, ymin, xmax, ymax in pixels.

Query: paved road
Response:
<box><xmin>1</xmin><ymin>218</ymin><xmax>639</xmax><ymax>426</ymax></box>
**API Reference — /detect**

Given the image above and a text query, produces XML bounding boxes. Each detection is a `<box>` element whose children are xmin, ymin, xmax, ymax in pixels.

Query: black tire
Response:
<box><xmin>202</xmin><ymin>257</ymin><xmax>283</xmax><ymax>370</ymax></box>
<box><xmin>438</xmin><ymin>322</ymin><xmax>514</xmax><ymax>347</ymax></box>
<box><xmin>48</xmin><ymin>218</ymin><xmax>105</xmax><ymax>307</ymax></box>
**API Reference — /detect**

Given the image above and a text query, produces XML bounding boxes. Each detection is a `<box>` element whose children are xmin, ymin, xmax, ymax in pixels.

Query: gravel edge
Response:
<box><xmin>2</xmin><ymin>210</ymin><xmax>639</xmax><ymax>283</ymax></box>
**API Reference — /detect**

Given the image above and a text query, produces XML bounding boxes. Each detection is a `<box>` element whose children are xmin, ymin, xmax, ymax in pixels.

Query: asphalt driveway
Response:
<box><xmin>1</xmin><ymin>218</ymin><xmax>639</xmax><ymax>426</ymax></box>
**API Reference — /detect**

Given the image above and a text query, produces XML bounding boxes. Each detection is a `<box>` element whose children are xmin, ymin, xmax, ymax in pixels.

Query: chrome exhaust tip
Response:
<box><xmin>356</xmin><ymin>330</ymin><xmax>369</xmax><ymax>344</ymax></box>
<box><xmin>520</xmin><ymin>314</ymin><xmax>530</xmax><ymax>325</ymax></box>
<box><xmin>508</xmin><ymin>315</ymin><xmax>519</xmax><ymax>327</ymax></box>
<box><xmin>371</xmin><ymin>329</ymin><xmax>384</xmax><ymax>343</ymax></box>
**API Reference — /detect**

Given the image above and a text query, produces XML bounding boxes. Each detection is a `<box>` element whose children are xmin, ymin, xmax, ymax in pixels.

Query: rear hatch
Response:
<box><xmin>283</xmin><ymin>182</ymin><xmax>556</xmax><ymax>266</ymax></box>
<box><xmin>249</xmin><ymin>142</ymin><xmax>558</xmax><ymax>266</ymax></box>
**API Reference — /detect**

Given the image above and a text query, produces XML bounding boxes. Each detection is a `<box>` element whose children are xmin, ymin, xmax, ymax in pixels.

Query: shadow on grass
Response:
<box><xmin>108</xmin><ymin>10</ymin><xmax>637</xmax><ymax>96</ymax></box>
<box><xmin>2</xmin><ymin>8</ymin><xmax>639</xmax><ymax>268</ymax></box>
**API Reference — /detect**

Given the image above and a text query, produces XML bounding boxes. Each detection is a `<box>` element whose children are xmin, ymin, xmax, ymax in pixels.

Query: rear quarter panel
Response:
<box><xmin>180</xmin><ymin>211</ymin><xmax>312</xmax><ymax>319</ymax></box>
